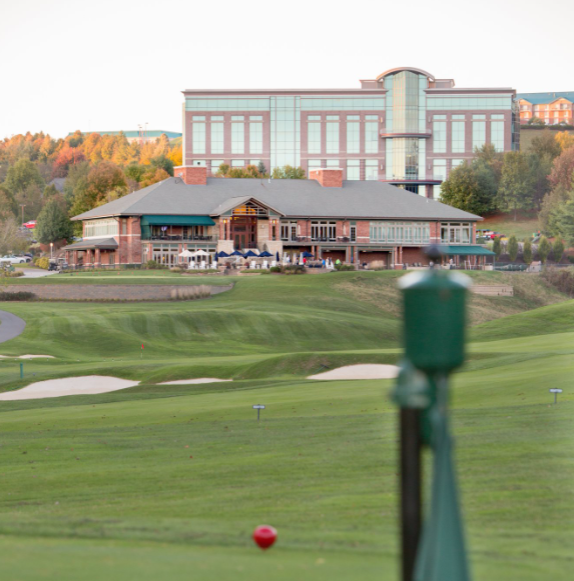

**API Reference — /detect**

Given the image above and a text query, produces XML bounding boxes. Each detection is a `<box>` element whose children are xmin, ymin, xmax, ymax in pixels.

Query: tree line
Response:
<box><xmin>440</xmin><ymin>130</ymin><xmax>574</xmax><ymax>249</ymax></box>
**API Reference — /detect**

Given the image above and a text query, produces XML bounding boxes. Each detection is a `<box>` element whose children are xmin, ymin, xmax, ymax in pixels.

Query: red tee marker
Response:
<box><xmin>253</xmin><ymin>525</ymin><xmax>277</xmax><ymax>550</ymax></box>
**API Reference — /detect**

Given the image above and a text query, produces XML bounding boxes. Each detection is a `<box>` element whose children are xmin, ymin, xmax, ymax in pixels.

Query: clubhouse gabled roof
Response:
<box><xmin>72</xmin><ymin>177</ymin><xmax>481</xmax><ymax>222</ymax></box>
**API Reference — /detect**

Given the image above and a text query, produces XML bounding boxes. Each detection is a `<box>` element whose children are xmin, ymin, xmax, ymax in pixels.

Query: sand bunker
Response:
<box><xmin>0</xmin><ymin>375</ymin><xmax>139</xmax><ymax>401</ymax></box>
<box><xmin>308</xmin><ymin>364</ymin><xmax>399</xmax><ymax>381</ymax></box>
<box><xmin>157</xmin><ymin>378</ymin><xmax>232</xmax><ymax>385</ymax></box>
<box><xmin>0</xmin><ymin>355</ymin><xmax>55</xmax><ymax>359</ymax></box>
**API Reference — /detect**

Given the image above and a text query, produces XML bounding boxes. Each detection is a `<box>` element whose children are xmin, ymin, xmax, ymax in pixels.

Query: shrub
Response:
<box><xmin>541</xmin><ymin>267</ymin><xmax>574</xmax><ymax>297</ymax></box>
<box><xmin>553</xmin><ymin>239</ymin><xmax>565</xmax><ymax>263</ymax></box>
<box><xmin>0</xmin><ymin>270</ymin><xmax>24</xmax><ymax>278</ymax></box>
<box><xmin>507</xmin><ymin>235</ymin><xmax>518</xmax><ymax>263</ymax></box>
<box><xmin>269</xmin><ymin>266</ymin><xmax>282</xmax><ymax>273</ymax></box>
<box><xmin>0</xmin><ymin>291</ymin><xmax>36</xmax><ymax>301</ymax></box>
<box><xmin>334</xmin><ymin>263</ymin><xmax>355</xmax><ymax>271</ymax></box>
<box><xmin>492</xmin><ymin>237</ymin><xmax>502</xmax><ymax>259</ymax></box>
<box><xmin>35</xmin><ymin>257</ymin><xmax>50</xmax><ymax>270</ymax></box>
<box><xmin>169</xmin><ymin>266</ymin><xmax>183</xmax><ymax>273</ymax></box>
<box><xmin>145</xmin><ymin>260</ymin><xmax>168</xmax><ymax>270</ymax></box>
<box><xmin>283</xmin><ymin>264</ymin><xmax>305</xmax><ymax>275</ymax></box>
<box><xmin>523</xmin><ymin>239</ymin><xmax>532</xmax><ymax>264</ymax></box>
<box><xmin>568</xmin><ymin>256</ymin><xmax>574</xmax><ymax>264</ymax></box>
<box><xmin>538</xmin><ymin>236</ymin><xmax>551</xmax><ymax>264</ymax></box>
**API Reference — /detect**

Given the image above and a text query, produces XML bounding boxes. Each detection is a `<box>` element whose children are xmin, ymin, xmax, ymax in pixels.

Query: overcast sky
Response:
<box><xmin>1</xmin><ymin>0</ymin><xmax>573</xmax><ymax>139</ymax></box>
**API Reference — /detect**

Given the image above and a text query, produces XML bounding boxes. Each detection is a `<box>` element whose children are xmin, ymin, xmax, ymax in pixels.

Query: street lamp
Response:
<box><xmin>50</xmin><ymin>242</ymin><xmax>54</xmax><ymax>259</ymax></box>
<box><xmin>20</xmin><ymin>204</ymin><xmax>26</xmax><ymax>225</ymax></box>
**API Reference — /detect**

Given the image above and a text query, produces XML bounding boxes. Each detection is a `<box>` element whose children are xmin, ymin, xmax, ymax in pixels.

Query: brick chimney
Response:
<box><xmin>174</xmin><ymin>166</ymin><xmax>207</xmax><ymax>185</ymax></box>
<box><xmin>309</xmin><ymin>168</ymin><xmax>343</xmax><ymax>188</ymax></box>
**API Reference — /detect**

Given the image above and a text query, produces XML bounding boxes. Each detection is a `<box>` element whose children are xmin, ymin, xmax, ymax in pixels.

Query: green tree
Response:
<box><xmin>257</xmin><ymin>161</ymin><xmax>267</xmax><ymax>176</ymax></box>
<box><xmin>552</xmin><ymin>196</ymin><xmax>574</xmax><ymax>247</ymax></box>
<box><xmin>150</xmin><ymin>155</ymin><xmax>174</xmax><ymax>176</ymax></box>
<box><xmin>35</xmin><ymin>199</ymin><xmax>74</xmax><ymax>244</ymax></box>
<box><xmin>528</xmin><ymin>153</ymin><xmax>554</xmax><ymax>210</ymax></box>
<box><xmin>440</xmin><ymin>162</ymin><xmax>495</xmax><ymax>215</ymax></box>
<box><xmin>538</xmin><ymin>236</ymin><xmax>551</xmax><ymax>264</ymax></box>
<box><xmin>15</xmin><ymin>184</ymin><xmax>44</xmax><ymax>222</ymax></box>
<box><xmin>272</xmin><ymin>165</ymin><xmax>306</xmax><ymax>179</ymax></box>
<box><xmin>529</xmin><ymin>130</ymin><xmax>561</xmax><ymax>160</ymax></box>
<box><xmin>496</xmin><ymin>151</ymin><xmax>534</xmax><ymax>219</ymax></box>
<box><xmin>507</xmin><ymin>235</ymin><xmax>518</xmax><ymax>262</ymax></box>
<box><xmin>0</xmin><ymin>216</ymin><xmax>28</xmax><ymax>256</ymax></box>
<box><xmin>0</xmin><ymin>185</ymin><xmax>18</xmax><ymax>219</ymax></box>
<box><xmin>43</xmin><ymin>184</ymin><xmax>59</xmax><ymax>199</ymax></box>
<box><xmin>527</xmin><ymin>117</ymin><xmax>546</xmax><ymax>126</ymax></box>
<box><xmin>3</xmin><ymin>158</ymin><xmax>44</xmax><ymax>195</ymax></box>
<box><xmin>523</xmin><ymin>239</ymin><xmax>532</xmax><ymax>264</ymax></box>
<box><xmin>553</xmin><ymin>238</ymin><xmax>565</xmax><ymax>263</ymax></box>
<box><xmin>125</xmin><ymin>163</ymin><xmax>147</xmax><ymax>183</ymax></box>
<box><xmin>492</xmin><ymin>236</ymin><xmax>502</xmax><ymax>259</ymax></box>
<box><xmin>216</xmin><ymin>163</ymin><xmax>230</xmax><ymax>177</ymax></box>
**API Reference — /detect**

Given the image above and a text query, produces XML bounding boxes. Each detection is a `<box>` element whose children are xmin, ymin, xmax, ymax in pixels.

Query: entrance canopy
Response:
<box><xmin>63</xmin><ymin>238</ymin><xmax>118</xmax><ymax>251</ymax></box>
<box><xmin>440</xmin><ymin>245</ymin><xmax>495</xmax><ymax>256</ymax></box>
<box><xmin>141</xmin><ymin>215</ymin><xmax>215</xmax><ymax>226</ymax></box>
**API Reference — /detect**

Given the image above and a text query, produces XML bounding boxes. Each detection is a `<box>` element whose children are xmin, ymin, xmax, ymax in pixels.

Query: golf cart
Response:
<box><xmin>48</xmin><ymin>258</ymin><xmax>69</xmax><ymax>272</ymax></box>
<box><xmin>1</xmin><ymin>259</ymin><xmax>15</xmax><ymax>273</ymax></box>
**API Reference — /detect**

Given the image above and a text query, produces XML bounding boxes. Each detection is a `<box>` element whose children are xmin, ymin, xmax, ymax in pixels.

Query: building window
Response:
<box><xmin>308</xmin><ymin>121</ymin><xmax>321</xmax><ymax>154</ymax></box>
<box><xmin>326</xmin><ymin>121</ymin><xmax>339</xmax><ymax>154</ymax></box>
<box><xmin>211</xmin><ymin>160</ymin><xmax>224</xmax><ymax>174</ymax></box>
<box><xmin>311</xmin><ymin>221</ymin><xmax>337</xmax><ymax>242</ymax></box>
<box><xmin>365</xmin><ymin>119</ymin><xmax>379</xmax><ymax>154</ymax></box>
<box><xmin>192</xmin><ymin>122</ymin><xmax>206</xmax><ymax>154</ymax></box>
<box><xmin>491</xmin><ymin>121</ymin><xmax>505</xmax><ymax>151</ymax></box>
<box><xmin>84</xmin><ymin>219</ymin><xmax>119</xmax><ymax>238</ymax></box>
<box><xmin>308</xmin><ymin>159</ymin><xmax>322</xmax><ymax>172</ymax></box>
<box><xmin>441</xmin><ymin>223</ymin><xmax>472</xmax><ymax>244</ymax></box>
<box><xmin>347</xmin><ymin>120</ymin><xmax>360</xmax><ymax>154</ymax></box>
<box><xmin>231</xmin><ymin>160</ymin><xmax>244</xmax><ymax>167</ymax></box>
<box><xmin>451</xmin><ymin>159</ymin><xmax>464</xmax><ymax>169</ymax></box>
<box><xmin>365</xmin><ymin>159</ymin><xmax>378</xmax><ymax>180</ymax></box>
<box><xmin>280</xmin><ymin>221</ymin><xmax>298</xmax><ymax>241</ymax></box>
<box><xmin>232</xmin><ymin>121</ymin><xmax>244</xmax><ymax>154</ymax></box>
<box><xmin>451</xmin><ymin>121</ymin><xmax>465</xmax><ymax>153</ymax></box>
<box><xmin>369</xmin><ymin>222</ymin><xmax>430</xmax><ymax>244</ymax></box>
<box><xmin>250</xmin><ymin>121</ymin><xmax>263</xmax><ymax>154</ymax></box>
<box><xmin>347</xmin><ymin>160</ymin><xmax>360</xmax><ymax>180</ymax></box>
<box><xmin>211</xmin><ymin>122</ymin><xmax>224</xmax><ymax>154</ymax></box>
<box><xmin>350</xmin><ymin>225</ymin><xmax>356</xmax><ymax>242</ymax></box>
<box><xmin>434</xmin><ymin>159</ymin><xmax>447</xmax><ymax>182</ymax></box>
<box><xmin>472</xmin><ymin>121</ymin><xmax>486</xmax><ymax>149</ymax></box>
<box><xmin>433</xmin><ymin>121</ymin><xmax>447</xmax><ymax>153</ymax></box>
<box><xmin>326</xmin><ymin>159</ymin><xmax>339</xmax><ymax>167</ymax></box>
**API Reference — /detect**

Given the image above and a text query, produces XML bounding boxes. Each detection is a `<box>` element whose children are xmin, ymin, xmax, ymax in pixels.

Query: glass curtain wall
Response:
<box><xmin>384</xmin><ymin>71</ymin><xmax>427</xmax><ymax>182</ymax></box>
<box><xmin>270</xmin><ymin>96</ymin><xmax>300</xmax><ymax>168</ymax></box>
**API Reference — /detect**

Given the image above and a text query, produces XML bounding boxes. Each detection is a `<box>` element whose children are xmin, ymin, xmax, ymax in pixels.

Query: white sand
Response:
<box><xmin>307</xmin><ymin>364</ymin><xmax>399</xmax><ymax>381</ymax></box>
<box><xmin>157</xmin><ymin>378</ymin><xmax>232</xmax><ymax>385</ymax></box>
<box><xmin>0</xmin><ymin>355</ymin><xmax>55</xmax><ymax>359</ymax></box>
<box><xmin>0</xmin><ymin>375</ymin><xmax>139</xmax><ymax>401</ymax></box>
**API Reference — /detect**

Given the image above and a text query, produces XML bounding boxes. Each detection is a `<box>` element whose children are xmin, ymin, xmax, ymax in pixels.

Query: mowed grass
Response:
<box><xmin>0</xmin><ymin>272</ymin><xmax>572</xmax><ymax>580</ymax></box>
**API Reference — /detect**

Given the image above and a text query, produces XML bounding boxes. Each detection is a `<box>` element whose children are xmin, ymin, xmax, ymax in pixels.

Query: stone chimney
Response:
<box><xmin>174</xmin><ymin>166</ymin><xmax>207</xmax><ymax>185</ymax></box>
<box><xmin>309</xmin><ymin>168</ymin><xmax>343</xmax><ymax>188</ymax></box>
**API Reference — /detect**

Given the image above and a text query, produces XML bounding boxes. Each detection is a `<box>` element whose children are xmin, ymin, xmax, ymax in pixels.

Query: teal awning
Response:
<box><xmin>440</xmin><ymin>245</ymin><xmax>495</xmax><ymax>256</ymax></box>
<box><xmin>141</xmin><ymin>215</ymin><xmax>215</xmax><ymax>226</ymax></box>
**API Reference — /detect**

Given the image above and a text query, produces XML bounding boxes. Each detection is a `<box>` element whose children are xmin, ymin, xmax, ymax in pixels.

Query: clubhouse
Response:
<box><xmin>66</xmin><ymin>166</ymin><xmax>491</xmax><ymax>270</ymax></box>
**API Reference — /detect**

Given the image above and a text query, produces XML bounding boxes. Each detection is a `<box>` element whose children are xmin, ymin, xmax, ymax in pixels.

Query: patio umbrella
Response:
<box><xmin>302</xmin><ymin>251</ymin><xmax>314</xmax><ymax>258</ymax></box>
<box><xmin>230</xmin><ymin>250</ymin><xmax>244</xmax><ymax>257</ymax></box>
<box><xmin>259</xmin><ymin>251</ymin><xmax>273</xmax><ymax>257</ymax></box>
<box><xmin>276</xmin><ymin>252</ymin><xmax>280</xmax><ymax>261</ymax></box>
<box><xmin>216</xmin><ymin>251</ymin><xmax>230</xmax><ymax>258</ymax></box>
<box><xmin>192</xmin><ymin>249</ymin><xmax>208</xmax><ymax>257</ymax></box>
<box><xmin>244</xmin><ymin>250</ymin><xmax>259</xmax><ymax>258</ymax></box>
<box><xmin>178</xmin><ymin>250</ymin><xmax>194</xmax><ymax>257</ymax></box>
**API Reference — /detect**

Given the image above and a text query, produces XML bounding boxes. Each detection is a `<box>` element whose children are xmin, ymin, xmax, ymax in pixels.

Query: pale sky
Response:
<box><xmin>1</xmin><ymin>0</ymin><xmax>573</xmax><ymax>139</ymax></box>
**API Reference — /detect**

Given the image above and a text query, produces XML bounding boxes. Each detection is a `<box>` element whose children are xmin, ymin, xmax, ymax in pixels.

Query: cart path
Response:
<box><xmin>0</xmin><ymin>310</ymin><xmax>26</xmax><ymax>344</ymax></box>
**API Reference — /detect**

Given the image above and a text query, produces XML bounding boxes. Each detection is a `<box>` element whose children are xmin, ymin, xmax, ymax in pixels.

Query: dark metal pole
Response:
<box><xmin>258</xmin><ymin>408</ymin><xmax>260</xmax><ymax>421</ymax></box>
<box><xmin>400</xmin><ymin>408</ymin><xmax>422</xmax><ymax>581</ymax></box>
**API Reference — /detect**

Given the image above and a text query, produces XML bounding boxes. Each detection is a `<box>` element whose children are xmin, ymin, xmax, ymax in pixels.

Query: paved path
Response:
<box><xmin>17</xmin><ymin>268</ymin><xmax>58</xmax><ymax>279</ymax></box>
<box><xmin>0</xmin><ymin>310</ymin><xmax>26</xmax><ymax>344</ymax></box>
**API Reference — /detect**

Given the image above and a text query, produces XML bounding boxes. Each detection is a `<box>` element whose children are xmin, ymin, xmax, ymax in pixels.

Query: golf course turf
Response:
<box><xmin>0</xmin><ymin>271</ymin><xmax>571</xmax><ymax>580</ymax></box>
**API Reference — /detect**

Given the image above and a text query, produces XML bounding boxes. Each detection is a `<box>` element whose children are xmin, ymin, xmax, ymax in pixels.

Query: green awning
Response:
<box><xmin>440</xmin><ymin>245</ymin><xmax>495</xmax><ymax>256</ymax></box>
<box><xmin>141</xmin><ymin>215</ymin><xmax>215</xmax><ymax>226</ymax></box>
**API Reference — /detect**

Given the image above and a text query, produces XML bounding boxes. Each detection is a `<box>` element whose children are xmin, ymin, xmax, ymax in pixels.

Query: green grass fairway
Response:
<box><xmin>0</xmin><ymin>272</ymin><xmax>572</xmax><ymax>580</ymax></box>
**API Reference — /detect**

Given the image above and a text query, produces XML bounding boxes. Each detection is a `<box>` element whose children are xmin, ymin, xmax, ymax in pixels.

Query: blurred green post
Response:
<box><xmin>20</xmin><ymin>362</ymin><xmax>23</xmax><ymax>379</ymax></box>
<box><xmin>393</xmin><ymin>247</ymin><xmax>472</xmax><ymax>581</ymax></box>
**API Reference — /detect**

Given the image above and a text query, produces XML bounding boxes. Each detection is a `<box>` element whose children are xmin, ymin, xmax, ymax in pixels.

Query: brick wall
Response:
<box><xmin>3</xmin><ymin>284</ymin><xmax>233</xmax><ymax>301</ymax></box>
<box><xmin>173</xmin><ymin>166</ymin><xmax>208</xmax><ymax>185</ymax></box>
<box><xmin>309</xmin><ymin>168</ymin><xmax>343</xmax><ymax>187</ymax></box>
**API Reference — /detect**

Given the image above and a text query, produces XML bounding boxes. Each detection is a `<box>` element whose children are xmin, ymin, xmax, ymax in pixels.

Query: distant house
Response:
<box><xmin>48</xmin><ymin>178</ymin><xmax>65</xmax><ymax>193</ymax></box>
<box><xmin>69</xmin><ymin>130</ymin><xmax>182</xmax><ymax>144</ymax></box>
<box><xmin>517</xmin><ymin>92</ymin><xmax>574</xmax><ymax>125</ymax></box>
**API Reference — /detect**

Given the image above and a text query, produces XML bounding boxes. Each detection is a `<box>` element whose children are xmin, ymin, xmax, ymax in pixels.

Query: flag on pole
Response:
<box><xmin>141</xmin><ymin>344</ymin><xmax>144</xmax><ymax>350</ymax></box>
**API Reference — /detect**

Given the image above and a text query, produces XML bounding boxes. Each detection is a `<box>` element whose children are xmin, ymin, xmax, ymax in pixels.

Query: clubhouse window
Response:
<box><xmin>441</xmin><ymin>223</ymin><xmax>471</xmax><ymax>244</ymax></box>
<box><xmin>311</xmin><ymin>221</ymin><xmax>337</xmax><ymax>242</ymax></box>
<box><xmin>370</xmin><ymin>222</ymin><xmax>430</xmax><ymax>244</ymax></box>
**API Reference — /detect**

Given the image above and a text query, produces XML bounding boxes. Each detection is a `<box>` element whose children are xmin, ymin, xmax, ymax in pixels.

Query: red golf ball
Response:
<box><xmin>253</xmin><ymin>525</ymin><xmax>277</xmax><ymax>550</ymax></box>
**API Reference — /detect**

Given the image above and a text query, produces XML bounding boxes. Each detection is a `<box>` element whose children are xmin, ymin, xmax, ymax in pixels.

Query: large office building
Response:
<box><xmin>516</xmin><ymin>92</ymin><xmax>574</xmax><ymax>125</ymax></box>
<box><xmin>181</xmin><ymin>67</ymin><xmax>518</xmax><ymax>197</ymax></box>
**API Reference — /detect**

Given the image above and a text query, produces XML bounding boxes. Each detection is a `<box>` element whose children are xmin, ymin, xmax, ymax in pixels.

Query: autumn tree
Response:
<box><xmin>548</xmin><ymin>147</ymin><xmax>574</xmax><ymax>192</ymax></box>
<box><xmin>52</xmin><ymin>146</ymin><xmax>86</xmax><ymax>178</ymax></box>
<box><xmin>555</xmin><ymin>131</ymin><xmax>574</xmax><ymax>152</ymax></box>
<box><xmin>140</xmin><ymin>168</ymin><xmax>170</xmax><ymax>188</ymax></box>
<box><xmin>529</xmin><ymin>130</ymin><xmax>561</xmax><ymax>160</ymax></box>
<box><xmin>271</xmin><ymin>165</ymin><xmax>306</xmax><ymax>179</ymax></box>
<box><xmin>0</xmin><ymin>216</ymin><xmax>28</xmax><ymax>256</ymax></box>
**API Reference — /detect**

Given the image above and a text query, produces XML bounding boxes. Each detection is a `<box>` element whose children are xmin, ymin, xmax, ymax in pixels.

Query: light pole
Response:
<box><xmin>20</xmin><ymin>204</ymin><xmax>26</xmax><ymax>225</ymax></box>
<box><xmin>50</xmin><ymin>242</ymin><xmax>54</xmax><ymax>260</ymax></box>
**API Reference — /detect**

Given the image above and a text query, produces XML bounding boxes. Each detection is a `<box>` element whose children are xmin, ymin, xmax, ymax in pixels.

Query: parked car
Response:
<box><xmin>0</xmin><ymin>255</ymin><xmax>27</xmax><ymax>264</ymax></box>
